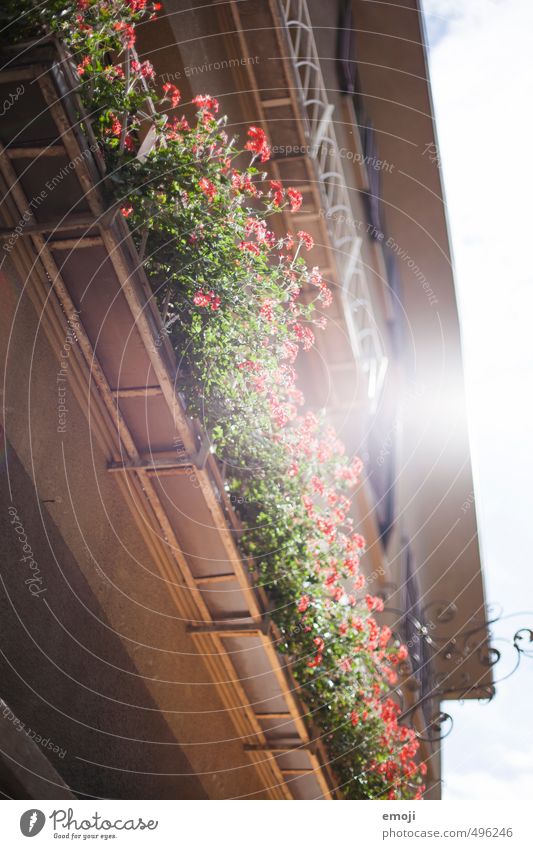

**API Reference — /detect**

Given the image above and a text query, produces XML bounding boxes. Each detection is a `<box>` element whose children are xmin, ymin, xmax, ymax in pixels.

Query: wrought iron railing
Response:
<box><xmin>381</xmin><ymin>592</ymin><xmax>532</xmax><ymax>744</ymax></box>
<box><xmin>281</xmin><ymin>0</ymin><xmax>388</xmax><ymax>404</ymax></box>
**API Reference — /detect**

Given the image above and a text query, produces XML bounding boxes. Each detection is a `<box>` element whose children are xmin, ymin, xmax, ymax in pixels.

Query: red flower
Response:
<box><xmin>199</xmin><ymin>177</ymin><xmax>216</xmax><ymax>202</ymax></box>
<box><xmin>124</xmin><ymin>133</ymin><xmax>135</xmax><ymax>152</ymax></box>
<box><xmin>113</xmin><ymin>21</ymin><xmax>136</xmax><ymax>49</ymax></box>
<box><xmin>297</xmin><ymin>595</ymin><xmax>310</xmax><ymax>613</ymax></box>
<box><xmin>385</xmin><ymin>668</ymin><xmax>398</xmax><ymax>685</ymax></box>
<box><xmin>297</xmin><ymin>230</ymin><xmax>314</xmax><ymax>251</ymax></box>
<box><xmin>282</xmin><ymin>341</ymin><xmax>298</xmax><ymax>364</ymax></box>
<box><xmin>239</xmin><ymin>241</ymin><xmax>261</xmax><ymax>255</ymax></box>
<box><xmin>193</xmin><ymin>291</ymin><xmax>211</xmax><ymax>307</ymax></box>
<box><xmin>244</xmin><ymin>217</ymin><xmax>267</xmax><ymax>241</ymax></box>
<box><xmin>350</xmin><ymin>711</ymin><xmax>359</xmax><ymax>726</ymax></box>
<box><xmin>331</xmin><ymin>586</ymin><xmax>344</xmax><ymax>602</ymax></box>
<box><xmin>104</xmin><ymin>64</ymin><xmax>125</xmax><ymax>80</ymax></box>
<box><xmin>259</xmin><ymin>299</ymin><xmax>275</xmax><ymax>321</ymax></box>
<box><xmin>193</xmin><ymin>94</ymin><xmax>219</xmax><ymax>113</ymax></box>
<box><xmin>319</xmin><ymin>285</ymin><xmax>333</xmax><ymax>307</ymax></box>
<box><xmin>120</xmin><ymin>205</ymin><xmax>134</xmax><ymax>218</ymax></box>
<box><xmin>292</xmin><ymin>322</ymin><xmax>315</xmax><ymax>351</ymax></box>
<box><xmin>245</xmin><ymin>126</ymin><xmax>271</xmax><ymax>162</ymax></box>
<box><xmin>353</xmin><ymin>574</ymin><xmax>365</xmax><ymax>591</ymax></box>
<box><xmin>313</xmin><ymin>636</ymin><xmax>325</xmax><ymax>652</ymax></box>
<box><xmin>191</xmin><ymin>290</ymin><xmax>222</xmax><ymax>310</ymax></box>
<box><xmin>132</xmin><ymin>59</ymin><xmax>155</xmax><ymax>80</ymax></box>
<box><xmin>107</xmin><ymin>113</ymin><xmax>122</xmax><ymax>138</ymax></box>
<box><xmin>269</xmin><ymin>180</ymin><xmax>284</xmax><ymax>207</ymax></box>
<box><xmin>307</xmin><ymin>653</ymin><xmax>322</xmax><ymax>668</ymax></box>
<box><xmin>162</xmin><ymin>82</ymin><xmax>181</xmax><ymax>108</ymax></box>
<box><xmin>76</xmin><ymin>55</ymin><xmax>91</xmax><ymax>76</ymax></box>
<box><xmin>343</xmin><ymin>556</ymin><xmax>360</xmax><ymax>576</ymax></box>
<box><xmin>352</xmin><ymin>533</ymin><xmax>366</xmax><ymax>550</ymax></box>
<box><xmin>365</xmin><ymin>594</ymin><xmax>384</xmax><ymax>613</ymax></box>
<box><xmin>309</xmin><ymin>266</ymin><xmax>322</xmax><ymax>287</ymax></box>
<box><xmin>287</xmin><ymin>187</ymin><xmax>303</xmax><ymax>211</ymax></box>
<box><xmin>193</xmin><ymin>290</ymin><xmax>220</xmax><ymax>310</ymax></box>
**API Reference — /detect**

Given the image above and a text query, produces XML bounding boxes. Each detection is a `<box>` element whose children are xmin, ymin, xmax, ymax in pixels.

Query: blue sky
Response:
<box><xmin>422</xmin><ymin>0</ymin><xmax>533</xmax><ymax>798</ymax></box>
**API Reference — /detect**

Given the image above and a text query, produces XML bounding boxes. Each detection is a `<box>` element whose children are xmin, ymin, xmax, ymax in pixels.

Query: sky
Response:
<box><xmin>421</xmin><ymin>0</ymin><xmax>533</xmax><ymax>799</ymax></box>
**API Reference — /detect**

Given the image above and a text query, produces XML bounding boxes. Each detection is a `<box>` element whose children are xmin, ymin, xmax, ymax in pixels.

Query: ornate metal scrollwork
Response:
<box><xmin>381</xmin><ymin>604</ymin><xmax>532</xmax><ymax>744</ymax></box>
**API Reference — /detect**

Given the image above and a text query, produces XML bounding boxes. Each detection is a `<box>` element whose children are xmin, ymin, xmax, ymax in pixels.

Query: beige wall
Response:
<box><xmin>0</xmin><ymin>255</ymin><xmax>269</xmax><ymax>799</ymax></box>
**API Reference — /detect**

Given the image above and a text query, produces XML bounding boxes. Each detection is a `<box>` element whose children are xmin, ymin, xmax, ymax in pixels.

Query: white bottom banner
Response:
<box><xmin>1</xmin><ymin>800</ymin><xmax>531</xmax><ymax>848</ymax></box>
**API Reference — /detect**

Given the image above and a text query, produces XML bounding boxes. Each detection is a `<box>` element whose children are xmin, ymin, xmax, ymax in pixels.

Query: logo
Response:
<box><xmin>20</xmin><ymin>809</ymin><xmax>46</xmax><ymax>837</ymax></box>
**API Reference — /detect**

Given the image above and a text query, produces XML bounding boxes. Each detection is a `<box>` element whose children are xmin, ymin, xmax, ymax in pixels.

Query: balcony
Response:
<box><xmin>0</xmin><ymin>39</ymin><xmax>339</xmax><ymax>799</ymax></box>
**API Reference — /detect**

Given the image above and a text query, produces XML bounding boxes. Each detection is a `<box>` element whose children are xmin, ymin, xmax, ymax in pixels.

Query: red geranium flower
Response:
<box><xmin>193</xmin><ymin>290</ymin><xmax>221</xmax><ymax>311</ymax></box>
<box><xmin>199</xmin><ymin>177</ymin><xmax>216</xmax><ymax>202</ymax></box>
<box><xmin>269</xmin><ymin>180</ymin><xmax>284</xmax><ymax>207</ymax></box>
<box><xmin>239</xmin><ymin>241</ymin><xmax>261</xmax><ymax>255</ymax></box>
<box><xmin>297</xmin><ymin>230</ymin><xmax>314</xmax><ymax>251</ymax></box>
<box><xmin>76</xmin><ymin>55</ymin><xmax>91</xmax><ymax>76</ymax></box>
<box><xmin>245</xmin><ymin>126</ymin><xmax>271</xmax><ymax>162</ymax></box>
<box><xmin>297</xmin><ymin>595</ymin><xmax>310</xmax><ymax>613</ymax></box>
<box><xmin>162</xmin><ymin>82</ymin><xmax>181</xmax><ymax>108</ymax></box>
<box><xmin>113</xmin><ymin>21</ymin><xmax>136</xmax><ymax>49</ymax></box>
<box><xmin>193</xmin><ymin>291</ymin><xmax>211</xmax><ymax>307</ymax></box>
<box><xmin>193</xmin><ymin>94</ymin><xmax>219</xmax><ymax>113</ymax></box>
<box><xmin>259</xmin><ymin>299</ymin><xmax>276</xmax><ymax>322</ymax></box>
<box><xmin>365</xmin><ymin>594</ymin><xmax>384</xmax><ymax>613</ymax></box>
<box><xmin>287</xmin><ymin>187</ymin><xmax>303</xmax><ymax>211</ymax></box>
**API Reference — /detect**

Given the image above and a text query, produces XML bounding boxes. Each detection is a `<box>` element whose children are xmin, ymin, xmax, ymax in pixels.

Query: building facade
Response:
<box><xmin>0</xmin><ymin>0</ymin><xmax>492</xmax><ymax>799</ymax></box>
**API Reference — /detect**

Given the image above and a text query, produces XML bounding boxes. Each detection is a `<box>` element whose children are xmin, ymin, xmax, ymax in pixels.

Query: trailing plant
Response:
<box><xmin>2</xmin><ymin>0</ymin><xmax>426</xmax><ymax>799</ymax></box>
